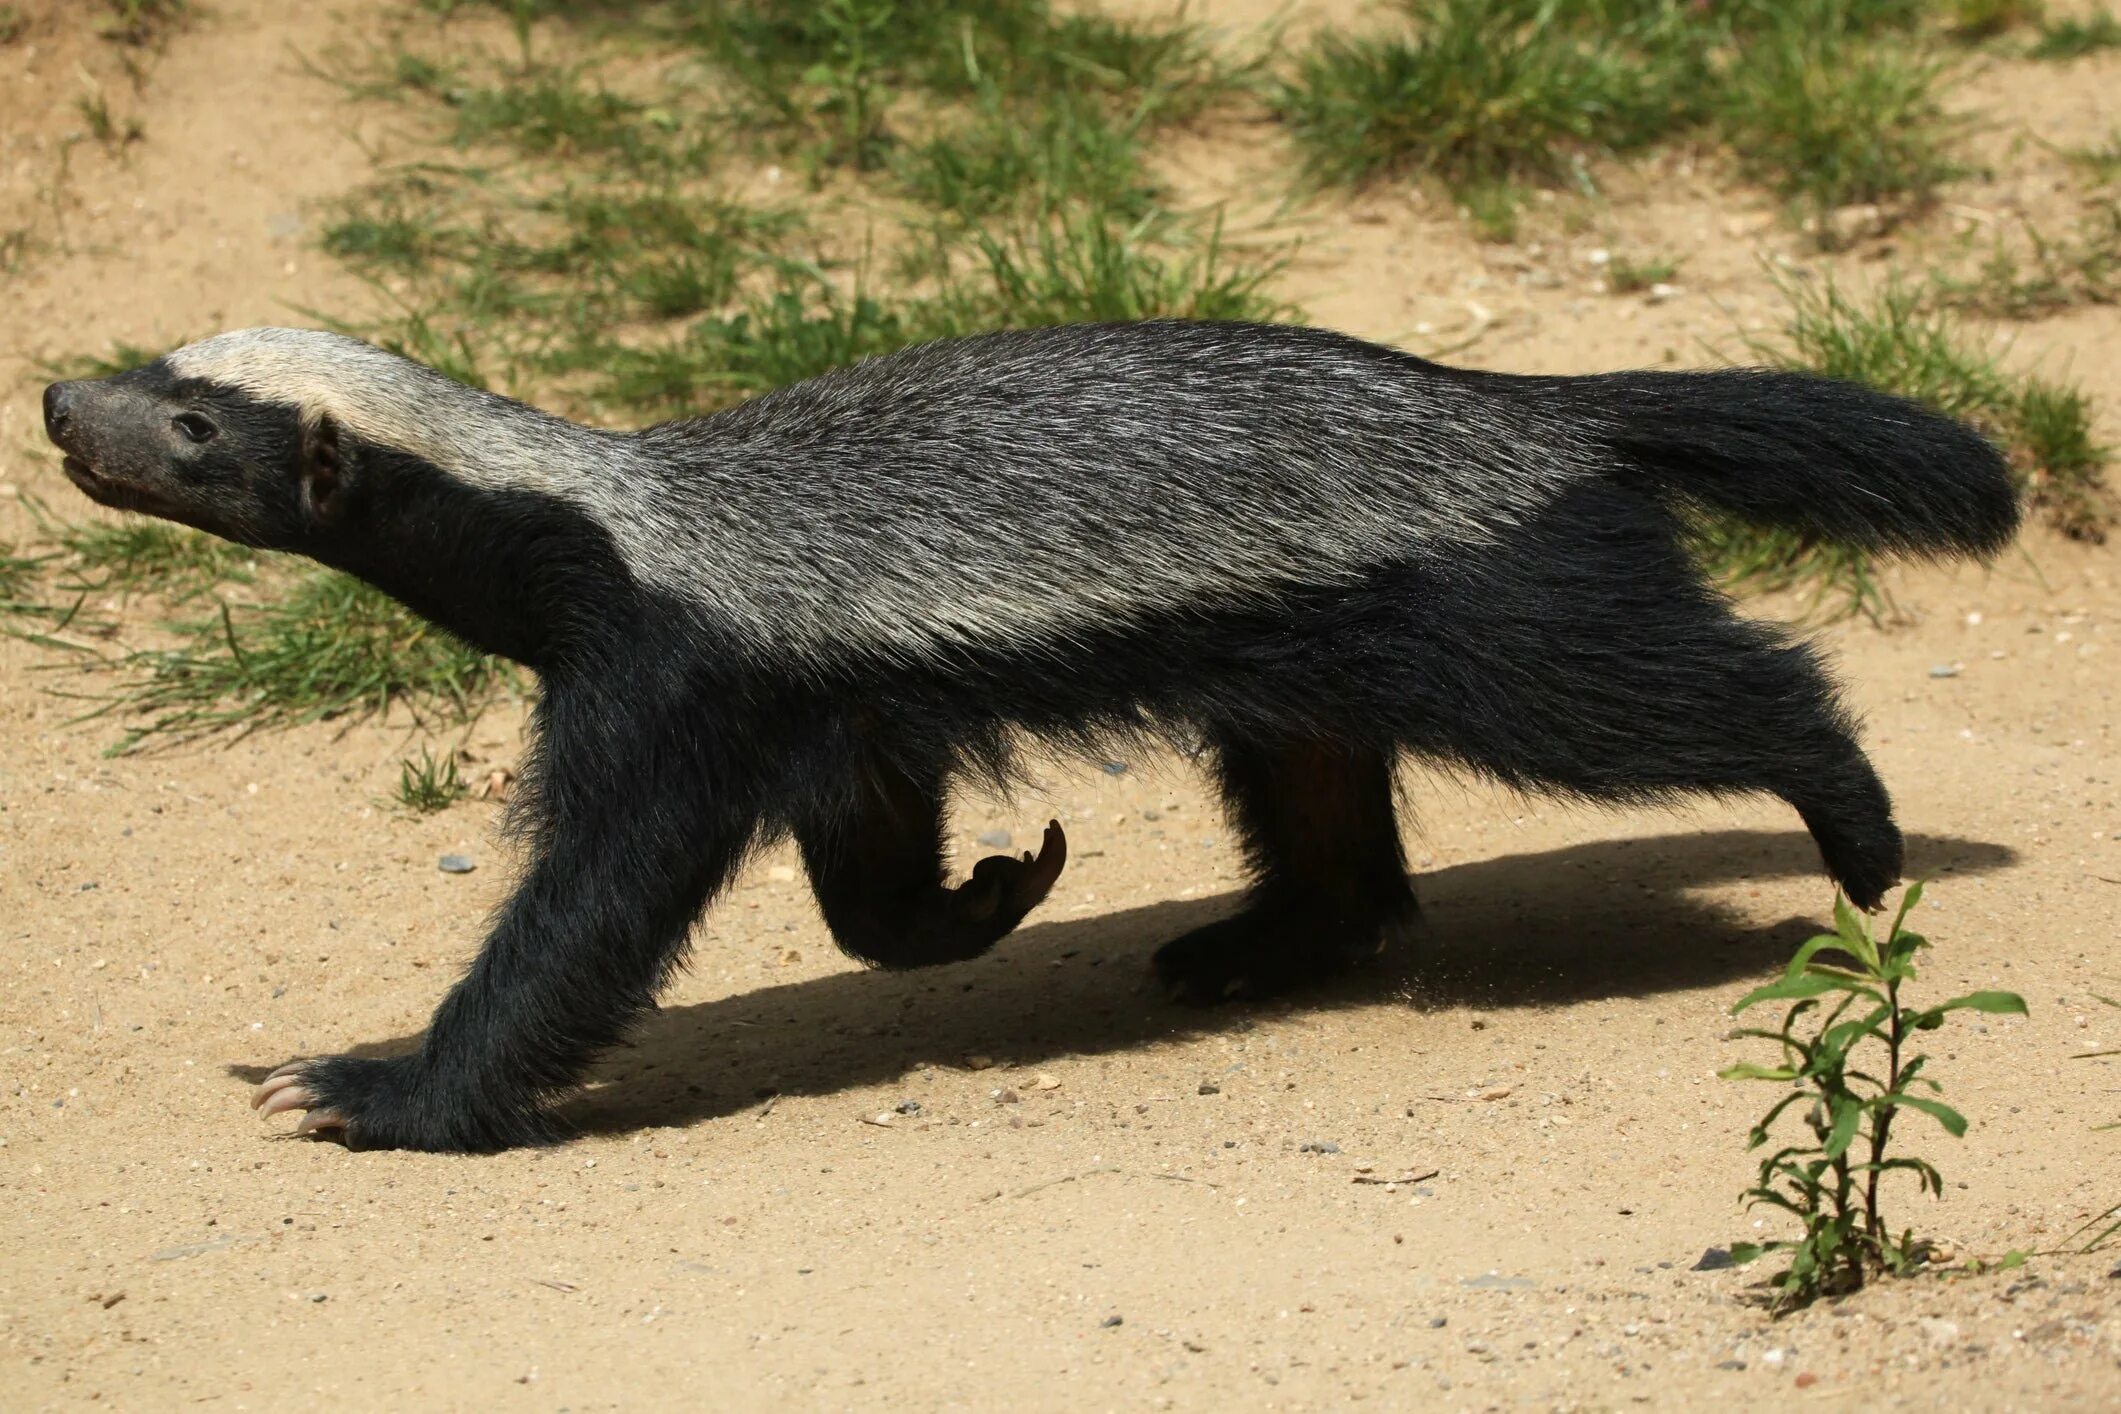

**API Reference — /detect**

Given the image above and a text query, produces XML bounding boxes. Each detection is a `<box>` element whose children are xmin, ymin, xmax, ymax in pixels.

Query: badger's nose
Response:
<box><xmin>42</xmin><ymin>382</ymin><xmax>77</xmax><ymax>445</ymax></box>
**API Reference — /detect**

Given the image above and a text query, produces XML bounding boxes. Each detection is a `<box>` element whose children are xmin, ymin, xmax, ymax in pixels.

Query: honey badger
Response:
<box><xmin>42</xmin><ymin>320</ymin><xmax>2017</xmax><ymax>1152</ymax></box>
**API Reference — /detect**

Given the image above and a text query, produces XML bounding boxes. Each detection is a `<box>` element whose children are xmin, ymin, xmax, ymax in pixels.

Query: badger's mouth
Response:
<box><xmin>62</xmin><ymin>453</ymin><xmax>165</xmax><ymax>517</ymax></box>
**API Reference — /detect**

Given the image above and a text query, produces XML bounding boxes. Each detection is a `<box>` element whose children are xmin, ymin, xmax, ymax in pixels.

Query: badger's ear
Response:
<box><xmin>299</xmin><ymin>413</ymin><xmax>351</xmax><ymax>524</ymax></box>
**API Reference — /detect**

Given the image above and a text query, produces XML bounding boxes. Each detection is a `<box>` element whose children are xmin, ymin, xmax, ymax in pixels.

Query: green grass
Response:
<box><xmin>39</xmin><ymin>339</ymin><xmax>174</xmax><ymax>380</ymax></box>
<box><xmin>54</xmin><ymin>520</ymin><xmax>257</xmax><ymax>600</ymax></box>
<box><xmin>1714</xmin><ymin>1</ymin><xmax>1961</xmax><ymax>237</ymax></box>
<box><xmin>1947</xmin><ymin>0</ymin><xmax>2044</xmax><ymax>40</ymax></box>
<box><xmin>1607</xmin><ymin>252</ymin><xmax>1680</xmax><ymax>293</ymax></box>
<box><xmin>2070</xmin><ymin>131</ymin><xmax>2121</xmax><ymax>184</ymax></box>
<box><xmin>306</xmin><ymin>0</ymin><xmax>1285</xmax><ymax>428</ymax></box>
<box><xmin>99</xmin><ymin>0</ymin><xmax>187</xmax><ymax>46</ymax></box>
<box><xmin>77</xmin><ymin>92</ymin><xmax>145</xmax><ymax>147</ymax></box>
<box><xmin>1</xmin><ymin>542</ymin><xmax>51</xmax><ymax>615</ymax></box>
<box><xmin>83</xmin><ymin>570</ymin><xmax>510</xmax><ymax>752</ymax></box>
<box><xmin>591</xmin><ymin>209</ymin><xmax>1289</xmax><ymax>415</ymax></box>
<box><xmin>696</xmin><ymin>0</ymin><xmax>1239</xmax><ymax>176</ymax></box>
<box><xmin>1277</xmin><ymin>0</ymin><xmax>1962</xmax><ymax>241</ymax></box>
<box><xmin>1704</xmin><ymin>276</ymin><xmax>2112</xmax><ymax>616</ymax></box>
<box><xmin>1274</xmin><ymin>0</ymin><xmax>1703</xmax><ymax>191</ymax></box>
<box><xmin>2029</xmin><ymin>7</ymin><xmax>2121</xmax><ymax>57</ymax></box>
<box><xmin>394</xmin><ymin>745</ymin><xmax>468</xmax><ymax>812</ymax></box>
<box><xmin>1934</xmin><ymin>201</ymin><xmax>2120</xmax><ymax>319</ymax></box>
<box><xmin>895</xmin><ymin>86</ymin><xmax>1161</xmax><ymax>225</ymax></box>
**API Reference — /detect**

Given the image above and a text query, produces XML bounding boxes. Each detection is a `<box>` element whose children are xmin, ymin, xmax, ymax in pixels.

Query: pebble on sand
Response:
<box><xmin>438</xmin><ymin>854</ymin><xmax>476</xmax><ymax>874</ymax></box>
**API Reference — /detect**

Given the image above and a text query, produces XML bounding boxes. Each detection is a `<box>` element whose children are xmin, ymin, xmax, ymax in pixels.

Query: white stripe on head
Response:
<box><xmin>165</xmin><ymin>328</ymin><xmax>614</xmax><ymax>498</ymax></box>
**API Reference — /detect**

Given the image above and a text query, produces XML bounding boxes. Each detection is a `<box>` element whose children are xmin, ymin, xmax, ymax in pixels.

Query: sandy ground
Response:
<box><xmin>3</xmin><ymin>1</ymin><xmax>2119</xmax><ymax>1408</ymax></box>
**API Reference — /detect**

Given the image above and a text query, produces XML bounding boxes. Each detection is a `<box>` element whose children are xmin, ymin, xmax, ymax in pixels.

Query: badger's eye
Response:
<box><xmin>173</xmin><ymin>412</ymin><xmax>218</xmax><ymax>444</ymax></box>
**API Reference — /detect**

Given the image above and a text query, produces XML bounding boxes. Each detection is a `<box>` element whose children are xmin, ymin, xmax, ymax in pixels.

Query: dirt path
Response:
<box><xmin>2</xmin><ymin>2</ymin><xmax>2118</xmax><ymax>1409</ymax></box>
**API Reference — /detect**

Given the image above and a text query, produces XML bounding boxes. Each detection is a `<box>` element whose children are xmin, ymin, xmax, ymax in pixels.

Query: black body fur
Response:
<box><xmin>40</xmin><ymin>320</ymin><xmax>2019</xmax><ymax>1152</ymax></box>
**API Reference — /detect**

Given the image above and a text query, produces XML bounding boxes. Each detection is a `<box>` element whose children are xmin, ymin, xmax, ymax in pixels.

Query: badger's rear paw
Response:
<box><xmin>251</xmin><ymin>1054</ymin><xmax>553</xmax><ymax>1153</ymax></box>
<box><xmin>1153</xmin><ymin>907</ymin><xmax>1401</xmax><ymax>1006</ymax></box>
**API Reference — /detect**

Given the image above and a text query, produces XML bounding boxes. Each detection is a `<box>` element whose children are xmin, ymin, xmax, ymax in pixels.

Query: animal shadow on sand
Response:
<box><xmin>231</xmin><ymin>828</ymin><xmax>2012</xmax><ymax>1140</ymax></box>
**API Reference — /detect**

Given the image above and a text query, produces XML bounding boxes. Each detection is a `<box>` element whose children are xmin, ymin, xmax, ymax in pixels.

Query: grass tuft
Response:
<box><xmin>1947</xmin><ymin>0</ymin><xmax>2044</xmax><ymax>41</ymax></box>
<box><xmin>39</xmin><ymin>340</ymin><xmax>175</xmax><ymax>380</ymax></box>
<box><xmin>1715</xmin><ymin>5</ymin><xmax>1961</xmax><ymax>235</ymax></box>
<box><xmin>1704</xmin><ymin>276</ymin><xmax>2111</xmax><ymax>615</ymax></box>
<box><xmin>87</xmin><ymin>571</ymin><xmax>510</xmax><ymax>752</ymax></box>
<box><xmin>1607</xmin><ymin>252</ymin><xmax>1680</xmax><ymax>293</ymax></box>
<box><xmin>395</xmin><ymin>745</ymin><xmax>468</xmax><ymax>813</ymax></box>
<box><xmin>1</xmin><ymin>541</ymin><xmax>52</xmax><ymax>615</ymax></box>
<box><xmin>56</xmin><ymin>520</ymin><xmax>258</xmax><ymax>600</ymax></box>
<box><xmin>99</xmin><ymin>0</ymin><xmax>187</xmax><ymax>46</ymax></box>
<box><xmin>2029</xmin><ymin>7</ymin><xmax>2121</xmax><ymax>57</ymax></box>
<box><xmin>1278</xmin><ymin>0</ymin><xmax>1962</xmax><ymax>240</ymax></box>
<box><xmin>1274</xmin><ymin>0</ymin><xmax>1700</xmax><ymax>192</ymax></box>
<box><xmin>1934</xmin><ymin>202</ymin><xmax>2120</xmax><ymax>319</ymax></box>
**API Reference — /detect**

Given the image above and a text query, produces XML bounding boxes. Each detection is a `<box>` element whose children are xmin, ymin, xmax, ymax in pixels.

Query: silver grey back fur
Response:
<box><xmin>170</xmin><ymin>324</ymin><xmax>1606</xmax><ymax>662</ymax></box>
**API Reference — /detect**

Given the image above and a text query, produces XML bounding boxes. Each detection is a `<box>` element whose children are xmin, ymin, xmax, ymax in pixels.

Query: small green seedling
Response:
<box><xmin>395</xmin><ymin>745</ymin><xmax>467</xmax><ymax>813</ymax></box>
<box><xmin>1722</xmin><ymin>883</ymin><xmax>2026</xmax><ymax>1309</ymax></box>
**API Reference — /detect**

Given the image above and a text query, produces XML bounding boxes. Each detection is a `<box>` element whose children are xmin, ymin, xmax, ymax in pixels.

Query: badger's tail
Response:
<box><xmin>1549</xmin><ymin>368</ymin><xmax>2020</xmax><ymax>558</ymax></box>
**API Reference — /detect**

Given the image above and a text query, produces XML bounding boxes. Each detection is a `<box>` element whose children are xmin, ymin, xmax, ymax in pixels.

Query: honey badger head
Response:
<box><xmin>45</xmin><ymin>341</ymin><xmax>325</xmax><ymax>548</ymax></box>
<box><xmin>44</xmin><ymin>328</ymin><xmax>584</xmax><ymax>547</ymax></box>
<box><xmin>42</xmin><ymin>328</ymin><xmax>638</xmax><ymax>666</ymax></box>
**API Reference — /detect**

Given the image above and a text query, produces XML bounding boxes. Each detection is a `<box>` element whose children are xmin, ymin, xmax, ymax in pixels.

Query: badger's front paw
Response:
<box><xmin>952</xmin><ymin>819</ymin><xmax>1067</xmax><ymax>929</ymax></box>
<box><xmin>253</xmin><ymin>1054</ymin><xmax>552</xmax><ymax>1153</ymax></box>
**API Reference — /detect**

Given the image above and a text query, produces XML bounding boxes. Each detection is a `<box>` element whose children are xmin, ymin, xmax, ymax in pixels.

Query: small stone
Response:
<box><xmin>1100</xmin><ymin>761</ymin><xmax>1129</xmax><ymax>776</ymax></box>
<box><xmin>1761</xmin><ymin>1348</ymin><xmax>1786</xmax><ymax>1369</ymax></box>
<box><xmin>1919</xmin><ymin>1317</ymin><xmax>1960</xmax><ymax>1346</ymax></box>
<box><xmin>1473</xmin><ymin>1085</ymin><xmax>1511</xmax><ymax>1102</ymax></box>
<box><xmin>1716</xmin><ymin>1359</ymin><xmax>1746</xmax><ymax>1371</ymax></box>
<box><xmin>1428</xmin><ymin>1316</ymin><xmax>1448</xmax><ymax>1329</ymax></box>
<box><xmin>975</xmin><ymin>829</ymin><xmax>1012</xmax><ymax>849</ymax></box>
<box><xmin>1692</xmin><ymin>1247</ymin><xmax>1737</xmax><ymax>1271</ymax></box>
<box><xmin>1298</xmin><ymin>1140</ymin><xmax>1342</xmax><ymax>1154</ymax></box>
<box><xmin>964</xmin><ymin>1055</ymin><xmax>996</xmax><ymax>1070</ymax></box>
<box><xmin>894</xmin><ymin>1099</ymin><xmax>922</xmax><ymax>1116</ymax></box>
<box><xmin>767</xmin><ymin>865</ymin><xmax>796</xmax><ymax>883</ymax></box>
<box><xmin>438</xmin><ymin>854</ymin><xmax>476</xmax><ymax>874</ymax></box>
<box><xmin>1198</xmin><ymin>1082</ymin><xmax>1221</xmax><ymax>1095</ymax></box>
<box><xmin>1100</xmin><ymin>1314</ymin><xmax>1123</xmax><ymax>1328</ymax></box>
<box><xmin>1031</xmin><ymin>1072</ymin><xmax>1061</xmax><ymax>1090</ymax></box>
<box><xmin>1794</xmin><ymin>1372</ymin><xmax>1818</xmax><ymax>1389</ymax></box>
<box><xmin>309</xmin><ymin>1292</ymin><xmax>328</xmax><ymax>1303</ymax></box>
<box><xmin>1645</xmin><ymin>282</ymin><xmax>1680</xmax><ymax>304</ymax></box>
<box><xmin>1929</xmin><ymin>664</ymin><xmax>1961</xmax><ymax>679</ymax></box>
<box><xmin>995</xmin><ymin>1089</ymin><xmax>1020</xmax><ymax>1105</ymax></box>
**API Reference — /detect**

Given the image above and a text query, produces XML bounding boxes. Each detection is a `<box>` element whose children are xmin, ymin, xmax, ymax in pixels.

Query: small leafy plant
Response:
<box><xmin>1721</xmin><ymin>884</ymin><xmax>2026</xmax><ymax>1309</ymax></box>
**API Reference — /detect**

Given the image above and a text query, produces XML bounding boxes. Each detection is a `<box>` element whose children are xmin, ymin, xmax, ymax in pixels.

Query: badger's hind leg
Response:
<box><xmin>797</xmin><ymin>755</ymin><xmax>1066</xmax><ymax>969</ymax></box>
<box><xmin>1156</xmin><ymin>736</ymin><xmax>1417</xmax><ymax>1004</ymax></box>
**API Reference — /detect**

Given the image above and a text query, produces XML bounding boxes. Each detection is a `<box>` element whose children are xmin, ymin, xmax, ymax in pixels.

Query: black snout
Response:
<box><xmin>43</xmin><ymin>381</ymin><xmax>77</xmax><ymax>447</ymax></box>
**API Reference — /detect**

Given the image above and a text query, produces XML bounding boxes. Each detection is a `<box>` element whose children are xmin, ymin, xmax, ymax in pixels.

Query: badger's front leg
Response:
<box><xmin>797</xmin><ymin>757</ymin><xmax>1066</xmax><ymax>969</ymax></box>
<box><xmin>254</xmin><ymin>688</ymin><xmax>756</xmax><ymax>1152</ymax></box>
